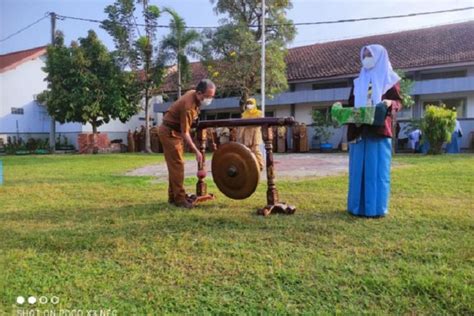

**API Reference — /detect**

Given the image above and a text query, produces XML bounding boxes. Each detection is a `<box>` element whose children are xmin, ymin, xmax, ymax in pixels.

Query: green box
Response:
<box><xmin>331</xmin><ymin>102</ymin><xmax>387</xmax><ymax>126</ymax></box>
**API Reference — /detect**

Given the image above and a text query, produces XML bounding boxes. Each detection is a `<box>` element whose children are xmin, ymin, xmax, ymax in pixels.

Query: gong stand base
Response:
<box><xmin>186</xmin><ymin>193</ymin><xmax>216</xmax><ymax>206</ymax></box>
<box><xmin>258</xmin><ymin>203</ymin><xmax>297</xmax><ymax>216</ymax></box>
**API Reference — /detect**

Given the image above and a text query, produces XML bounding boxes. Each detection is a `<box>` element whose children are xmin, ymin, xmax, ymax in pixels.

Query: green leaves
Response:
<box><xmin>160</xmin><ymin>7</ymin><xmax>200</xmax><ymax>93</ymax></box>
<box><xmin>38</xmin><ymin>30</ymin><xmax>141</xmax><ymax>133</ymax></box>
<box><xmin>312</xmin><ymin>109</ymin><xmax>333</xmax><ymax>143</ymax></box>
<box><xmin>203</xmin><ymin>0</ymin><xmax>295</xmax><ymax>105</ymax></box>
<box><xmin>395</xmin><ymin>69</ymin><xmax>415</xmax><ymax>108</ymax></box>
<box><xmin>422</xmin><ymin>105</ymin><xmax>457</xmax><ymax>154</ymax></box>
<box><xmin>146</xmin><ymin>5</ymin><xmax>160</xmax><ymax>19</ymax></box>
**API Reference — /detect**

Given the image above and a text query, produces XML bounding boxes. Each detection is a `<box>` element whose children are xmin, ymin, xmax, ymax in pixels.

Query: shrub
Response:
<box><xmin>421</xmin><ymin>105</ymin><xmax>456</xmax><ymax>154</ymax></box>
<box><xmin>311</xmin><ymin>110</ymin><xmax>333</xmax><ymax>144</ymax></box>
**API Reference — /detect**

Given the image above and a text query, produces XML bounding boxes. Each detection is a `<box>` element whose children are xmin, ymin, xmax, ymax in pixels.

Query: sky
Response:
<box><xmin>1</xmin><ymin>0</ymin><xmax>473</xmax><ymax>55</ymax></box>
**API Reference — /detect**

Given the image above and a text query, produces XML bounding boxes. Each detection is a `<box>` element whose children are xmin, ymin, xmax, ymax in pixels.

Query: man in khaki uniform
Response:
<box><xmin>158</xmin><ymin>79</ymin><xmax>216</xmax><ymax>208</ymax></box>
<box><xmin>237</xmin><ymin>98</ymin><xmax>264</xmax><ymax>171</ymax></box>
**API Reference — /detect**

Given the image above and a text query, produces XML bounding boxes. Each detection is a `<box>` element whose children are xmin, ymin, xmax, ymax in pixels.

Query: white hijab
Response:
<box><xmin>354</xmin><ymin>44</ymin><xmax>400</xmax><ymax>108</ymax></box>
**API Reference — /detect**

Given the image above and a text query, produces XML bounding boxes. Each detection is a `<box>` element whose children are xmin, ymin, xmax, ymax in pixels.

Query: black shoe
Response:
<box><xmin>174</xmin><ymin>199</ymin><xmax>194</xmax><ymax>209</ymax></box>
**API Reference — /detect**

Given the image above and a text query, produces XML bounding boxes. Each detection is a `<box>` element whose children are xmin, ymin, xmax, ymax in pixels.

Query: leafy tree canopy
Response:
<box><xmin>202</xmin><ymin>0</ymin><xmax>296</xmax><ymax>110</ymax></box>
<box><xmin>38</xmin><ymin>30</ymin><xmax>142</xmax><ymax>133</ymax></box>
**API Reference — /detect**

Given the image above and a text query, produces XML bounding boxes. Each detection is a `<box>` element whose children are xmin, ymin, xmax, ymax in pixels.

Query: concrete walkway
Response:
<box><xmin>126</xmin><ymin>153</ymin><xmax>350</xmax><ymax>182</ymax></box>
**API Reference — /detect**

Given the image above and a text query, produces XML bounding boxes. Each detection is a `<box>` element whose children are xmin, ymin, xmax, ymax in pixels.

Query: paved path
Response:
<box><xmin>126</xmin><ymin>153</ymin><xmax>350</xmax><ymax>182</ymax></box>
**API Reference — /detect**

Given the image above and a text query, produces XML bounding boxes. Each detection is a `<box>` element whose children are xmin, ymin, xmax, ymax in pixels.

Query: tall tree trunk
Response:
<box><xmin>144</xmin><ymin>88</ymin><xmax>152</xmax><ymax>153</ymax></box>
<box><xmin>177</xmin><ymin>41</ymin><xmax>182</xmax><ymax>97</ymax></box>
<box><xmin>92</xmin><ymin>123</ymin><xmax>98</xmax><ymax>155</ymax></box>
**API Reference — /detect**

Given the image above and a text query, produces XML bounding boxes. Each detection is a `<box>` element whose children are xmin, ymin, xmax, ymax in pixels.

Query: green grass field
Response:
<box><xmin>0</xmin><ymin>153</ymin><xmax>473</xmax><ymax>314</ymax></box>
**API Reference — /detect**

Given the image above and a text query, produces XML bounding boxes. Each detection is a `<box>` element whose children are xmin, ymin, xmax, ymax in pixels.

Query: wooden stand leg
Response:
<box><xmin>258</xmin><ymin>125</ymin><xmax>296</xmax><ymax>216</ymax></box>
<box><xmin>196</xmin><ymin>128</ymin><xmax>207</xmax><ymax>196</ymax></box>
<box><xmin>192</xmin><ymin>128</ymin><xmax>215</xmax><ymax>205</ymax></box>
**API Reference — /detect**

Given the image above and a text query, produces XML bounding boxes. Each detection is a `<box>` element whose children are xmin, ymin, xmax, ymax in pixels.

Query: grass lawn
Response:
<box><xmin>0</xmin><ymin>153</ymin><xmax>473</xmax><ymax>314</ymax></box>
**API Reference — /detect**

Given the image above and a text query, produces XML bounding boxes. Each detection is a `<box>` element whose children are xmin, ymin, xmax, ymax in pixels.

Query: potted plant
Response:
<box><xmin>312</xmin><ymin>109</ymin><xmax>333</xmax><ymax>151</ymax></box>
<box><xmin>55</xmin><ymin>134</ymin><xmax>75</xmax><ymax>151</ymax></box>
<box><xmin>421</xmin><ymin>105</ymin><xmax>456</xmax><ymax>154</ymax></box>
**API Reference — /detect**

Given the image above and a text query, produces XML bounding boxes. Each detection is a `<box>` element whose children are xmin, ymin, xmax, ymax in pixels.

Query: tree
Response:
<box><xmin>160</xmin><ymin>8</ymin><xmax>200</xmax><ymax>97</ymax></box>
<box><xmin>38</xmin><ymin>31</ymin><xmax>142</xmax><ymax>153</ymax></box>
<box><xmin>102</xmin><ymin>0</ymin><xmax>164</xmax><ymax>153</ymax></box>
<box><xmin>202</xmin><ymin>0</ymin><xmax>295</xmax><ymax>112</ymax></box>
<box><xmin>393</xmin><ymin>69</ymin><xmax>415</xmax><ymax>153</ymax></box>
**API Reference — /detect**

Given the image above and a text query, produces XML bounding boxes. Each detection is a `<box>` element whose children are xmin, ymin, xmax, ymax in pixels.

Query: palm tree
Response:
<box><xmin>161</xmin><ymin>8</ymin><xmax>200</xmax><ymax>97</ymax></box>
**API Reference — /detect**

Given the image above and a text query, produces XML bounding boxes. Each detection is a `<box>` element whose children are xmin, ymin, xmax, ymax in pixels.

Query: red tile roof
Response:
<box><xmin>286</xmin><ymin>21</ymin><xmax>474</xmax><ymax>81</ymax></box>
<box><xmin>158</xmin><ymin>62</ymin><xmax>208</xmax><ymax>93</ymax></box>
<box><xmin>0</xmin><ymin>46</ymin><xmax>47</xmax><ymax>73</ymax></box>
<box><xmin>160</xmin><ymin>21</ymin><xmax>474</xmax><ymax>91</ymax></box>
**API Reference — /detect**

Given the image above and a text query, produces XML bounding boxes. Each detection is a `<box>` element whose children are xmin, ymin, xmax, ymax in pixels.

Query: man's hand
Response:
<box><xmin>195</xmin><ymin>151</ymin><xmax>203</xmax><ymax>165</ymax></box>
<box><xmin>182</xmin><ymin>131</ymin><xmax>202</xmax><ymax>164</ymax></box>
<box><xmin>382</xmin><ymin>99</ymin><xmax>392</xmax><ymax>108</ymax></box>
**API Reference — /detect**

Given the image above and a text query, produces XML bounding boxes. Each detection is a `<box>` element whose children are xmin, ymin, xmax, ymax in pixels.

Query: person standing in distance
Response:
<box><xmin>159</xmin><ymin>79</ymin><xmax>216</xmax><ymax>208</ymax></box>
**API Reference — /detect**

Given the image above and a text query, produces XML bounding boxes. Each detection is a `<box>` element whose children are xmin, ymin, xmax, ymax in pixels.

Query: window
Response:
<box><xmin>217</xmin><ymin>112</ymin><xmax>231</xmax><ymax>120</ymax></box>
<box><xmin>420</xmin><ymin>70</ymin><xmax>467</xmax><ymax>80</ymax></box>
<box><xmin>422</xmin><ymin>98</ymin><xmax>466</xmax><ymax>118</ymax></box>
<box><xmin>312</xmin><ymin>81</ymin><xmax>349</xmax><ymax>90</ymax></box>
<box><xmin>397</xmin><ymin>106</ymin><xmax>413</xmax><ymax>120</ymax></box>
<box><xmin>205</xmin><ymin>114</ymin><xmax>217</xmax><ymax>120</ymax></box>
<box><xmin>312</xmin><ymin>106</ymin><xmax>330</xmax><ymax>121</ymax></box>
<box><xmin>11</xmin><ymin>107</ymin><xmax>24</xmax><ymax>115</ymax></box>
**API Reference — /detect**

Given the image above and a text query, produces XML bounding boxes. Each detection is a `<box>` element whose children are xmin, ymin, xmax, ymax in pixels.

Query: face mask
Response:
<box><xmin>362</xmin><ymin>57</ymin><xmax>375</xmax><ymax>69</ymax></box>
<box><xmin>246</xmin><ymin>103</ymin><xmax>255</xmax><ymax>110</ymax></box>
<box><xmin>201</xmin><ymin>98</ymin><xmax>213</xmax><ymax>107</ymax></box>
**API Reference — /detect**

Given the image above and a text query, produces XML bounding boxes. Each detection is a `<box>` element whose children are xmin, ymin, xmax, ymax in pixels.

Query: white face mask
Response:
<box><xmin>246</xmin><ymin>103</ymin><xmax>255</xmax><ymax>110</ymax></box>
<box><xmin>362</xmin><ymin>57</ymin><xmax>375</xmax><ymax>69</ymax></box>
<box><xmin>201</xmin><ymin>98</ymin><xmax>213</xmax><ymax>107</ymax></box>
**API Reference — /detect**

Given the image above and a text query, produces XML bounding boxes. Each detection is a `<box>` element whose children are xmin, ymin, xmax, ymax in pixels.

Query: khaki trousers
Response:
<box><xmin>250</xmin><ymin>144</ymin><xmax>264</xmax><ymax>171</ymax></box>
<box><xmin>158</xmin><ymin>125</ymin><xmax>187</xmax><ymax>203</ymax></box>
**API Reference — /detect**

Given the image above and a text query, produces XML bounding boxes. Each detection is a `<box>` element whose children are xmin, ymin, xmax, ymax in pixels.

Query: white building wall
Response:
<box><xmin>0</xmin><ymin>56</ymin><xmax>50</xmax><ymax>134</ymax></box>
<box><xmin>0</xmin><ymin>55</ymin><xmax>155</xmax><ymax>146</ymax></box>
<box><xmin>273</xmin><ymin>105</ymin><xmax>291</xmax><ymax>118</ymax></box>
<box><xmin>293</xmin><ymin>103</ymin><xmax>314</xmax><ymax>125</ymax></box>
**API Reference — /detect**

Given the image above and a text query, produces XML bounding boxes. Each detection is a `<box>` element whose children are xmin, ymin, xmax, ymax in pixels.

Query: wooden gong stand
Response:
<box><xmin>194</xmin><ymin>117</ymin><xmax>296</xmax><ymax>216</ymax></box>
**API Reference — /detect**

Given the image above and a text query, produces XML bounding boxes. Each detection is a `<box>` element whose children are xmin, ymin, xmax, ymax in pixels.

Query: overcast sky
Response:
<box><xmin>1</xmin><ymin>0</ymin><xmax>473</xmax><ymax>55</ymax></box>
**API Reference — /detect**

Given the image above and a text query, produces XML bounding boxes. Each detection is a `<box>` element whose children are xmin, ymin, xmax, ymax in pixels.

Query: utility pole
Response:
<box><xmin>143</xmin><ymin>0</ymin><xmax>152</xmax><ymax>153</ymax></box>
<box><xmin>177</xmin><ymin>36</ymin><xmax>181</xmax><ymax>97</ymax></box>
<box><xmin>49</xmin><ymin>12</ymin><xmax>56</xmax><ymax>153</ymax></box>
<box><xmin>261</xmin><ymin>0</ymin><xmax>266</xmax><ymax>117</ymax></box>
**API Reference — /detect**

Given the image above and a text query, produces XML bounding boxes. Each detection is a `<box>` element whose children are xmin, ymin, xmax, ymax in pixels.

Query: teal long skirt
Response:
<box><xmin>348</xmin><ymin>137</ymin><xmax>392</xmax><ymax>217</ymax></box>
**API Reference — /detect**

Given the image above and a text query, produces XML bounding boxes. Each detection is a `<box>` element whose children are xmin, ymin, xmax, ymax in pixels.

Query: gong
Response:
<box><xmin>211</xmin><ymin>142</ymin><xmax>260</xmax><ymax>200</ymax></box>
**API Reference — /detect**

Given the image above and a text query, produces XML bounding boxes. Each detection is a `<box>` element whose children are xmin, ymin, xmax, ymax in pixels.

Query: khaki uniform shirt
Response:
<box><xmin>163</xmin><ymin>90</ymin><xmax>200</xmax><ymax>134</ymax></box>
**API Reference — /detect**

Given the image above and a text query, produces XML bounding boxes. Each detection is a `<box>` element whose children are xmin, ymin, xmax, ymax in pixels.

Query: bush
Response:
<box><xmin>421</xmin><ymin>105</ymin><xmax>456</xmax><ymax>154</ymax></box>
<box><xmin>4</xmin><ymin>137</ymin><xmax>50</xmax><ymax>155</ymax></box>
<box><xmin>312</xmin><ymin>110</ymin><xmax>333</xmax><ymax>144</ymax></box>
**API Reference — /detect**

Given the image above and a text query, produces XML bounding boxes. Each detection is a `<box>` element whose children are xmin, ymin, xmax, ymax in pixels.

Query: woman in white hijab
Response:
<box><xmin>347</xmin><ymin>44</ymin><xmax>402</xmax><ymax>217</ymax></box>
